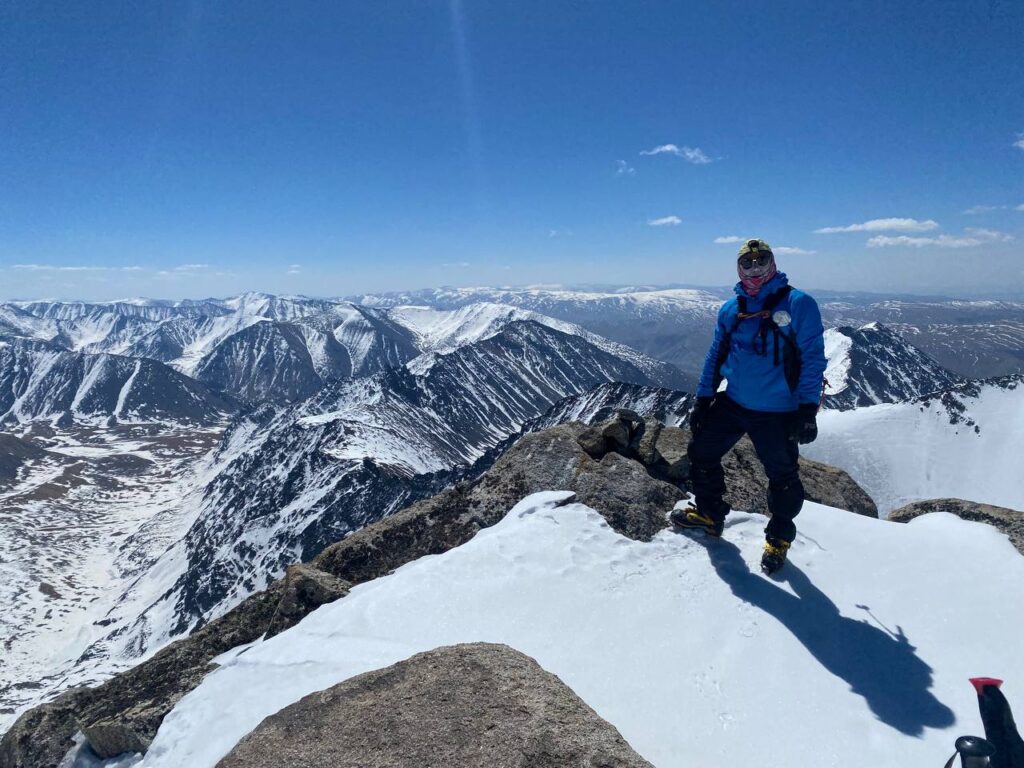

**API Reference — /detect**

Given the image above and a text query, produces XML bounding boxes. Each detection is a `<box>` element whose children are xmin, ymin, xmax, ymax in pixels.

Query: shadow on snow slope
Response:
<box><xmin>684</xmin><ymin>531</ymin><xmax>956</xmax><ymax>737</ymax></box>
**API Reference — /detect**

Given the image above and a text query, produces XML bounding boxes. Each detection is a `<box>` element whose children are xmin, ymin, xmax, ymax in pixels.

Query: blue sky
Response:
<box><xmin>2</xmin><ymin>0</ymin><xmax>1022</xmax><ymax>300</ymax></box>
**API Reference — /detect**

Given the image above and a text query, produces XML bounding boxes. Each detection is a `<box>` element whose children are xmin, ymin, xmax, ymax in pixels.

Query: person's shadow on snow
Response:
<box><xmin>687</xmin><ymin>533</ymin><xmax>955</xmax><ymax>736</ymax></box>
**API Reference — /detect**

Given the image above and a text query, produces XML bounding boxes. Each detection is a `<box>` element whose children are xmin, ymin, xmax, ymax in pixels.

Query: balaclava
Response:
<box><xmin>737</xmin><ymin>238</ymin><xmax>777</xmax><ymax>297</ymax></box>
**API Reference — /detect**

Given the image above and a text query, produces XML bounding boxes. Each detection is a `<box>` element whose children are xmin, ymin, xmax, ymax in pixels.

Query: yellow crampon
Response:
<box><xmin>761</xmin><ymin>538</ymin><xmax>791</xmax><ymax>574</ymax></box>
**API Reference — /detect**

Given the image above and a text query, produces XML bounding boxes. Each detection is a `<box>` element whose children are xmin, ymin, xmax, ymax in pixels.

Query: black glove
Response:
<box><xmin>688</xmin><ymin>396</ymin><xmax>714</xmax><ymax>438</ymax></box>
<box><xmin>789</xmin><ymin>403</ymin><xmax>819</xmax><ymax>444</ymax></box>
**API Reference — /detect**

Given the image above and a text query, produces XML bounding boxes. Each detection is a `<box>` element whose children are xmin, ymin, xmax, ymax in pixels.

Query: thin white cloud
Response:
<box><xmin>11</xmin><ymin>264</ymin><xmax>143</xmax><ymax>272</ymax></box>
<box><xmin>963</xmin><ymin>204</ymin><xmax>1024</xmax><ymax>214</ymax></box>
<box><xmin>965</xmin><ymin>227</ymin><xmax>1014</xmax><ymax>242</ymax></box>
<box><xmin>648</xmin><ymin>216</ymin><xmax>682</xmax><ymax>227</ymax></box>
<box><xmin>290</xmin><ymin>264</ymin><xmax>302</xmax><ymax>269</ymax></box>
<box><xmin>816</xmin><ymin>218</ymin><xmax>939</xmax><ymax>234</ymax></box>
<box><xmin>714</xmin><ymin>236</ymin><xmax>743</xmax><ymax>243</ymax></box>
<box><xmin>287</xmin><ymin>269</ymin><xmax>301</xmax><ymax>275</ymax></box>
<box><xmin>442</xmin><ymin>261</ymin><xmax>471</xmax><ymax>268</ymax></box>
<box><xmin>867</xmin><ymin>228</ymin><xmax>1013</xmax><ymax>248</ymax></box>
<box><xmin>1014</xmin><ymin>133</ymin><xmax>1024</xmax><ymax>151</ymax></box>
<box><xmin>616</xmin><ymin>160</ymin><xmax>636</xmax><ymax>176</ymax></box>
<box><xmin>156</xmin><ymin>264</ymin><xmax>211</xmax><ymax>279</ymax></box>
<box><xmin>774</xmin><ymin>246</ymin><xmax>816</xmax><ymax>255</ymax></box>
<box><xmin>639</xmin><ymin>144</ymin><xmax>712</xmax><ymax>164</ymax></box>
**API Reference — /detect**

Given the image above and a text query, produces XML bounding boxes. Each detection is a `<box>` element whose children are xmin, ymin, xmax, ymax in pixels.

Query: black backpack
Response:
<box><xmin>712</xmin><ymin>285</ymin><xmax>802</xmax><ymax>393</ymax></box>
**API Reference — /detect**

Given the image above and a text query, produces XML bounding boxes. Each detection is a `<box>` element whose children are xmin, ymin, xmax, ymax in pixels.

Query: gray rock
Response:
<box><xmin>796</xmin><ymin>455</ymin><xmax>879</xmax><ymax>518</ymax></box>
<box><xmin>652</xmin><ymin>426</ymin><xmax>687</xmax><ymax>465</ymax></box>
<box><xmin>601</xmin><ymin>419</ymin><xmax>631</xmax><ymax>453</ymax></box>
<box><xmin>0</xmin><ymin>688</ymin><xmax>90</xmax><ymax>768</ymax></box>
<box><xmin>215</xmin><ymin>643</ymin><xmax>653</xmax><ymax>768</ymax></box>
<box><xmin>615</xmin><ymin>408</ymin><xmax>646</xmax><ymax>452</ymax></box>
<box><xmin>616</xmin><ymin>407</ymin><xmax>643</xmax><ymax>427</ymax></box>
<box><xmin>635</xmin><ymin>418</ymin><xmax>662</xmax><ymax>465</ymax></box>
<box><xmin>651</xmin><ymin>426</ymin><xmax>690</xmax><ymax>482</ymax></box>
<box><xmin>78</xmin><ymin>720</ymin><xmax>148</xmax><ymax>759</ymax></box>
<box><xmin>889</xmin><ymin>498</ymin><xmax>1024</xmax><ymax>556</ymax></box>
<box><xmin>264</xmin><ymin>564</ymin><xmax>351</xmax><ymax>640</ymax></box>
<box><xmin>576</xmin><ymin>424</ymin><xmax>608</xmax><ymax>458</ymax></box>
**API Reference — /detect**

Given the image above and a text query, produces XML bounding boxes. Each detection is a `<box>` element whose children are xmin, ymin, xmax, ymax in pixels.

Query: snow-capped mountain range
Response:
<box><xmin>350</xmin><ymin>285</ymin><xmax>1024</xmax><ymax>381</ymax></box>
<box><xmin>0</xmin><ymin>308</ymin><xmax>691</xmax><ymax>728</ymax></box>
<box><xmin>0</xmin><ymin>294</ymin><xmax>688</xmax><ymax>405</ymax></box>
<box><xmin>72</xmin><ymin>321</ymin><xmax>684</xmax><ymax>669</ymax></box>
<box><xmin>0</xmin><ymin>338</ymin><xmax>236</xmax><ymax>426</ymax></box>
<box><xmin>2</xmin><ymin>287</ymin><xmax>1021</xmax><ymax>746</ymax></box>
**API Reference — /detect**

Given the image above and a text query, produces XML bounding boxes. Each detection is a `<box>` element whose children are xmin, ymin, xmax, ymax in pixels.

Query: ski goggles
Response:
<box><xmin>738</xmin><ymin>253</ymin><xmax>773</xmax><ymax>269</ymax></box>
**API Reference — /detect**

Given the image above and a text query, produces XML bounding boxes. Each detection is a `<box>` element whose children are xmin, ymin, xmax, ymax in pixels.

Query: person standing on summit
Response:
<box><xmin>671</xmin><ymin>239</ymin><xmax>827</xmax><ymax>574</ymax></box>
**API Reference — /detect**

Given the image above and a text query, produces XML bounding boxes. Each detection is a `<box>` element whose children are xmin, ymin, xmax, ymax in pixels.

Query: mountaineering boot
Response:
<box><xmin>761</xmin><ymin>538</ymin><xmax>791</xmax><ymax>574</ymax></box>
<box><xmin>670</xmin><ymin>503</ymin><xmax>724</xmax><ymax>537</ymax></box>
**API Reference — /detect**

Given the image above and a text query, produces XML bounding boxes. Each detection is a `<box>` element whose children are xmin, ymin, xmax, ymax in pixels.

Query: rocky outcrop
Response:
<box><xmin>313</xmin><ymin>420</ymin><xmax>684</xmax><ymax>584</ymax></box>
<box><xmin>78</xmin><ymin>719</ymin><xmax>149</xmax><ymax>759</ymax></box>
<box><xmin>1</xmin><ymin>414</ymin><xmax>875</xmax><ymax>767</ymax></box>
<box><xmin>0</xmin><ymin>689</ymin><xmax>91</xmax><ymax>768</ymax></box>
<box><xmin>264</xmin><ymin>564</ymin><xmax>351</xmax><ymax>639</ymax></box>
<box><xmin>576</xmin><ymin>410</ymin><xmax>878</xmax><ymax>518</ymax></box>
<box><xmin>889</xmin><ymin>498</ymin><xmax>1024</xmax><ymax>556</ymax></box>
<box><xmin>215</xmin><ymin>643</ymin><xmax>653</xmax><ymax>768</ymax></box>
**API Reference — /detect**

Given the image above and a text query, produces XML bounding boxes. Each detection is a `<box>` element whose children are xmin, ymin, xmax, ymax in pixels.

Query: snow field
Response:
<box><xmin>808</xmin><ymin>382</ymin><xmax>1024</xmax><ymax>514</ymax></box>
<box><xmin>140</xmin><ymin>492</ymin><xmax>1024</xmax><ymax>768</ymax></box>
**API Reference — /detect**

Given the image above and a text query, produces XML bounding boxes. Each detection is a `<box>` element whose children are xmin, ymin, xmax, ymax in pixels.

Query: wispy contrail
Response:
<box><xmin>449</xmin><ymin>0</ymin><xmax>490</xmax><ymax>220</ymax></box>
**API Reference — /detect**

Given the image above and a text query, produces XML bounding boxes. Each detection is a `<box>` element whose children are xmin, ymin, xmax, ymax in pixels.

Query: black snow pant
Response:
<box><xmin>686</xmin><ymin>394</ymin><xmax>804</xmax><ymax>543</ymax></box>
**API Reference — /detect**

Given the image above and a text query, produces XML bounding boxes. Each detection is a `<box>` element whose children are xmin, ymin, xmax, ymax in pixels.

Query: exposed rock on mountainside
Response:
<box><xmin>193</xmin><ymin>321</ymin><xmax>349</xmax><ymax>404</ymax></box>
<box><xmin>889</xmin><ymin>498</ymin><xmax>1024</xmax><ymax>556</ymax></box>
<box><xmin>0</xmin><ymin>432</ymin><xmax>56</xmax><ymax>484</ymax></box>
<box><xmin>0</xmin><ymin>417</ymin><xmax>875</xmax><ymax>767</ymax></box>
<box><xmin>823</xmin><ymin>323</ymin><xmax>962</xmax><ymax>410</ymax></box>
<box><xmin>215</xmin><ymin>643</ymin><xmax>653</xmax><ymax>768</ymax></box>
<box><xmin>0</xmin><ymin>338</ymin><xmax>236</xmax><ymax>425</ymax></box>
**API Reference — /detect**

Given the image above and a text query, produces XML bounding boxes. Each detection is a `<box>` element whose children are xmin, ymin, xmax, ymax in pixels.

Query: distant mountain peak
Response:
<box><xmin>823</xmin><ymin>323</ymin><xmax>962</xmax><ymax>410</ymax></box>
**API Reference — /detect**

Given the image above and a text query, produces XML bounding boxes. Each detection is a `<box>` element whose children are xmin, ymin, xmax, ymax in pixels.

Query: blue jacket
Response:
<box><xmin>697</xmin><ymin>272</ymin><xmax>826</xmax><ymax>412</ymax></box>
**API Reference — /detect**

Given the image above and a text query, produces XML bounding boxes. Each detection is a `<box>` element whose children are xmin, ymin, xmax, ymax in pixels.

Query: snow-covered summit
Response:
<box><xmin>391</xmin><ymin>303</ymin><xmax>687</xmax><ymax>388</ymax></box>
<box><xmin>139</xmin><ymin>491</ymin><xmax>1024</xmax><ymax>768</ymax></box>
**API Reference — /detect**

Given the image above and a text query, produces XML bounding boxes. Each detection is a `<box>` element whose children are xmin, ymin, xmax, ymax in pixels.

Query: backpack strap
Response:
<box><xmin>762</xmin><ymin>284</ymin><xmax>792</xmax><ymax>312</ymax></box>
<box><xmin>712</xmin><ymin>297</ymin><xmax>746</xmax><ymax>392</ymax></box>
<box><xmin>713</xmin><ymin>286</ymin><xmax>800</xmax><ymax>392</ymax></box>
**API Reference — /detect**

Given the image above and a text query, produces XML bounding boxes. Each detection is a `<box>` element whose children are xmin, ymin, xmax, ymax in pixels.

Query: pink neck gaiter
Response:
<box><xmin>738</xmin><ymin>260</ymin><xmax>777</xmax><ymax>297</ymax></box>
